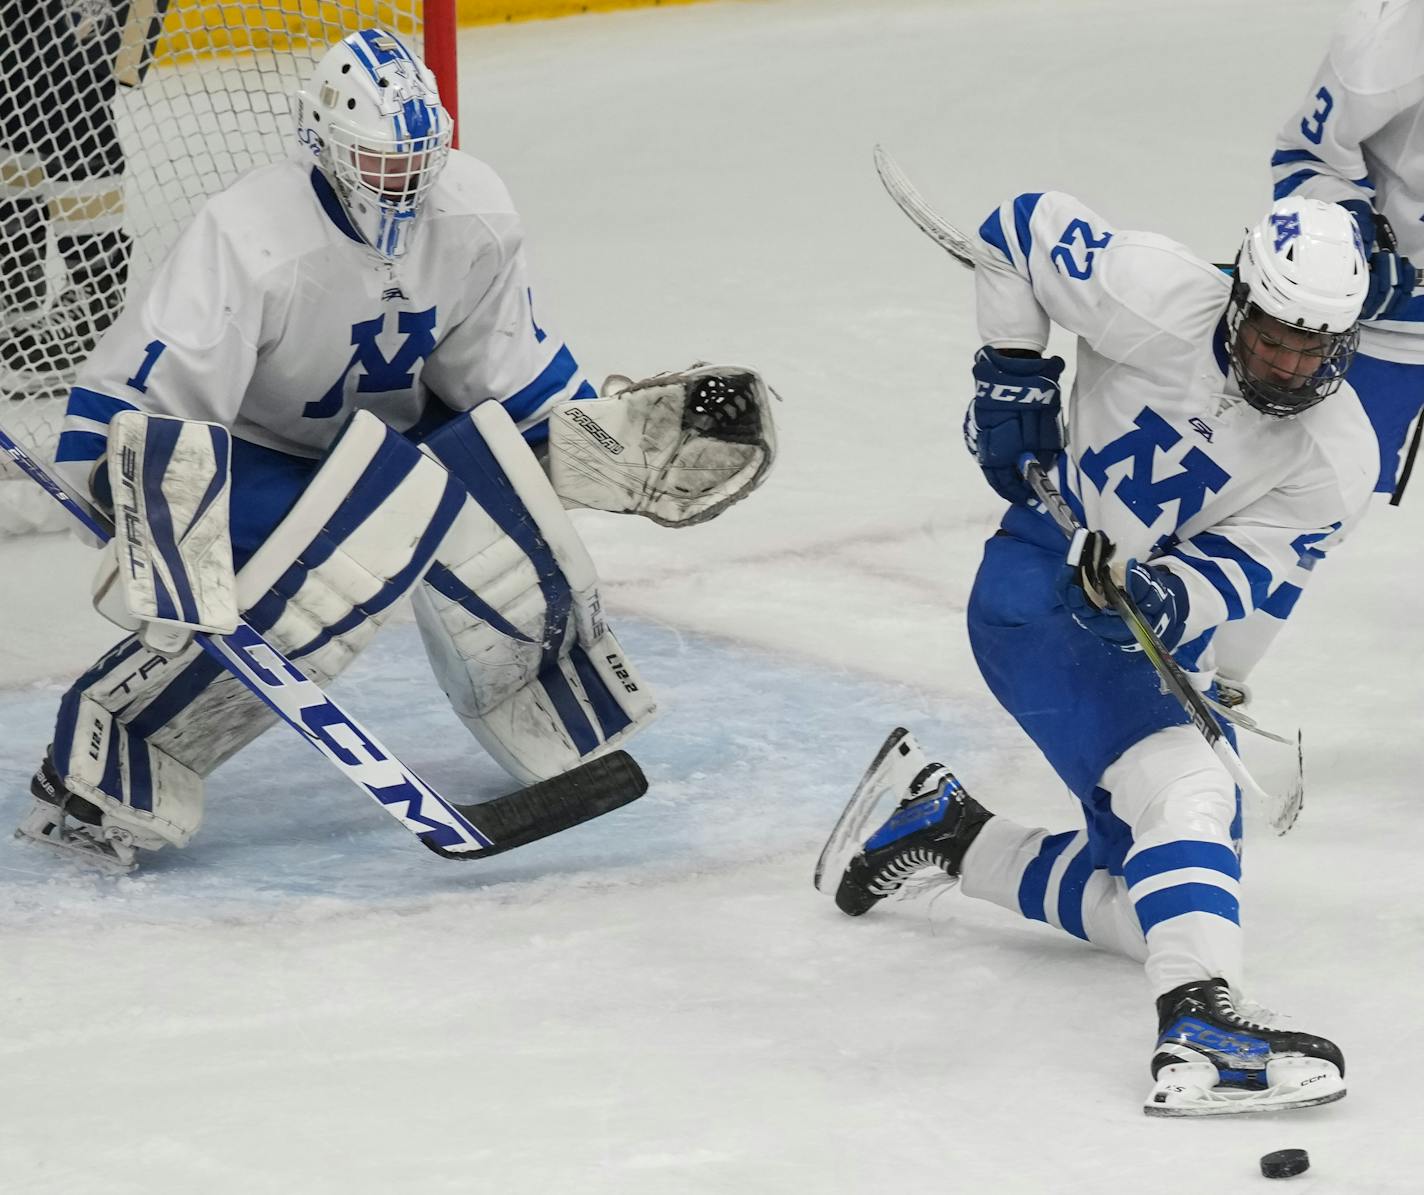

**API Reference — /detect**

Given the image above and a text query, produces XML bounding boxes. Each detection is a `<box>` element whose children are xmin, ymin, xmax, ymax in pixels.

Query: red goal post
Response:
<box><xmin>0</xmin><ymin>0</ymin><xmax>459</xmax><ymax>536</ymax></box>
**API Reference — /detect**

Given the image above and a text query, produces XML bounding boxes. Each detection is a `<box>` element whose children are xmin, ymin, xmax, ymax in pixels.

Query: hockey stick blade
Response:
<box><xmin>432</xmin><ymin>751</ymin><xmax>648</xmax><ymax>859</ymax></box>
<box><xmin>1020</xmin><ymin>455</ymin><xmax>1302</xmax><ymax>836</ymax></box>
<box><xmin>0</xmin><ymin>420</ymin><xmax>645</xmax><ymax>860</ymax></box>
<box><xmin>873</xmin><ymin>145</ymin><xmax>982</xmax><ymax>270</ymax></box>
<box><xmin>874</xmin><ymin>146</ymin><xmax>1242</xmax><ymax>278</ymax></box>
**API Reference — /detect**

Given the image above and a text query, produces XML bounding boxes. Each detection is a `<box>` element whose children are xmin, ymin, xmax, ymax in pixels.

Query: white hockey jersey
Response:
<box><xmin>976</xmin><ymin>191</ymin><xmax>1376</xmax><ymax>666</ymax></box>
<box><xmin>57</xmin><ymin>151</ymin><xmax>593</xmax><ymax>488</ymax></box>
<box><xmin>1272</xmin><ymin>0</ymin><xmax>1424</xmax><ymax>363</ymax></box>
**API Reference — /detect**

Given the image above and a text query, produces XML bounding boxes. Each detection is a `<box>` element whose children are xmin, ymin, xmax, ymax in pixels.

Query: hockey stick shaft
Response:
<box><xmin>1020</xmin><ymin>456</ymin><xmax>1300</xmax><ymax>834</ymax></box>
<box><xmin>0</xmin><ymin>422</ymin><xmax>647</xmax><ymax>858</ymax></box>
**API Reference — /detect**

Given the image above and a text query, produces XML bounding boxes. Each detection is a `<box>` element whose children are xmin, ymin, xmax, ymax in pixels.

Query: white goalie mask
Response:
<box><xmin>1226</xmin><ymin>197</ymin><xmax>1367</xmax><ymax>417</ymax></box>
<box><xmin>294</xmin><ymin>28</ymin><xmax>452</xmax><ymax>259</ymax></box>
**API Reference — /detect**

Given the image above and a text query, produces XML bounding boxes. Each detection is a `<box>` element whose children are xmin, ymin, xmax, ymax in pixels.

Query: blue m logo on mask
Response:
<box><xmin>1079</xmin><ymin>408</ymin><xmax>1231</xmax><ymax>526</ymax></box>
<box><xmin>1269</xmin><ymin>212</ymin><xmax>1301</xmax><ymax>252</ymax></box>
<box><xmin>304</xmin><ymin>307</ymin><xmax>438</xmax><ymax>419</ymax></box>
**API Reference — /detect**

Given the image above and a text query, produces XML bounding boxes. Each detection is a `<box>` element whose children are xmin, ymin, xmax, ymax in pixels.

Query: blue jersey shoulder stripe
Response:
<box><xmin>1012</xmin><ymin>193</ymin><xmax>1042</xmax><ymax>260</ymax></box>
<box><xmin>978</xmin><ymin>207</ymin><xmax>1014</xmax><ymax>266</ymax></box>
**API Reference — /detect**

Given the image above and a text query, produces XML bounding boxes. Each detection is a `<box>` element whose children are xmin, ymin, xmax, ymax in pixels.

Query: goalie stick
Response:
<box><xmin>871</xmin><ymin>144</ymin><xmax>1304</xmax><ymax>833</ymax></box>
<box><xmin>0</xmin><ymin>421</ymin><xmax>648</xmax><ymax>860</ymax></box>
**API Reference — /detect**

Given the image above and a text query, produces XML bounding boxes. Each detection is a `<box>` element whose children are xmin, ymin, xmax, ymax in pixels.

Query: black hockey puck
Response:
<box><xmin>1260</xmin><ymin>1149</ymin><xmax>1310</xmax><ymax>1179</ymax></box>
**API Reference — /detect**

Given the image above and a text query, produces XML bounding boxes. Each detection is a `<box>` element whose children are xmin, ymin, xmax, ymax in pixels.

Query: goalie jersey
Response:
<box><xmin>975</xmin><ymin>190</ymin><xmax>1376</xmax><ymax>669</ymax></box>
<box><xmin>56</xmin><ymin>151</ymin><xmax>594</xmax><ymax>490</ymax></box>
<box><xmin>1272</xmin><ymin>0</ymin><xmax>1424</xmax><ymax>363</ymax></box>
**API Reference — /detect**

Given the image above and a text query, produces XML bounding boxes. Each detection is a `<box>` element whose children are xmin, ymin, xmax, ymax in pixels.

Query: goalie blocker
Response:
<box><xmin>21</xmin><ymin>401</ymin><xmax>656</xmax><ymax>868</ymax></box>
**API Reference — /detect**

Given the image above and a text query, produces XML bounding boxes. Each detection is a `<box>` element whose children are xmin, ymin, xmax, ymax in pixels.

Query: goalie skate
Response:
<box><xmin>13</xmin><ymin>756</ymin><xmax>138</xmax><ymax>876</ymax></box>
<box><xmin>1144</xmin><ymin>978</ymin><xmax>1346</xmax><ymax>1117</ymax></box>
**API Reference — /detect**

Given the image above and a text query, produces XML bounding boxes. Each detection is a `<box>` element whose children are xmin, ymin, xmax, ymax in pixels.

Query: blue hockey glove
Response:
<box><xmin>964</xmin><ymin>346</ymin><xmax>1065</xmax><ymax>504</ymax></box>
<box><xmin>1361</xmin><ymin>250</ymin><xmax>1418</xmax><ymax>320</ymax></box>
<box><xmin>1056</xmin><ymin>528</ymin><xmax>1189</xmax><ymax>652</ymax></box>
<box><xmin>1341</xmin><ymin>201</ymin><xmax>1417</xmax><ymax>320</ymax></box>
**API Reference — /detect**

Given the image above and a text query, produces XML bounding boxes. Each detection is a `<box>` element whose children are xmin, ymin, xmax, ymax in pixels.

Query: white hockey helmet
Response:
<box><xmin>1226</xmin><ymin>196</ymin><xmax>1367</xmax><ymax>417</ymax></box>
<box><xmin>294</xmin><ymin>28</ymin><xmax>452</xmax><ymax>259</ymax></box>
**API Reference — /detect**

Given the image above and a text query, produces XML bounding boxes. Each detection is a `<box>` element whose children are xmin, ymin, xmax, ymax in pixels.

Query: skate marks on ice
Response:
<box><xmin>0</xmin><ymin>618</ymin><xmax>998</xmax><ymax>925</ymax></box>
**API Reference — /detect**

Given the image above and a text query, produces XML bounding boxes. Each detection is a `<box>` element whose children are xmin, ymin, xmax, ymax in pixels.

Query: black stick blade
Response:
<box><xmin>426</xmin><ymin>751</ymin><xmax>649</xmax><ymax>860</ymax></box>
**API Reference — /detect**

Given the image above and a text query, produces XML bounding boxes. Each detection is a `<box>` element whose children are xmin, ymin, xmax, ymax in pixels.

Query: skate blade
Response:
<box><xmin>814</xmin><ymin>727</ymin><xmax>919</xmax><ymax>893</ymax></box>
<box><xmin>13</xmin><ymin>822</ymin><xmax>137</xmax><ymax>877</ymax></box>
<box><xmin>1144</xmin><ymin>1071</ymin><xmax>1345</xmax><ymax>1118</ymax></box>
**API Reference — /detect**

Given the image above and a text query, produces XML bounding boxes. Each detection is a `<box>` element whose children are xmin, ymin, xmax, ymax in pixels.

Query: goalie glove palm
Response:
<box><xmin>547</xmin><ymin>363</ymin><xmax>777</xmax><ymax>527</ymax></box>
<box><xmin>1056</xmin><ymin>528</ymin><xmax>1189</xmax><ymax>653</ymax></box>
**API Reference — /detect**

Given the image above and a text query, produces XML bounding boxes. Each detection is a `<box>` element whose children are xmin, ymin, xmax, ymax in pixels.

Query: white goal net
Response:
<box><xmin>0</xmin><ymin>0</ymin><xmax>449</xmax><ymax>536</ymax></box>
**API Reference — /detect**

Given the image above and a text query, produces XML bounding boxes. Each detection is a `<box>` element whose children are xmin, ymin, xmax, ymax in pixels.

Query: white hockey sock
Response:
<box><xmin>960</xmin><ymin>815</ymin><xmax>1148</xmax><ymax>962</ymax></box>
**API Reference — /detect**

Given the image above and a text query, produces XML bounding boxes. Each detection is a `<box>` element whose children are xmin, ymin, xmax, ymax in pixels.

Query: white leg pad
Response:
<box><xmin>417</xmin><ymin>401</ymin><xmax>657</xmax><ymax>784</ymax></box>
<box><xmin>51</xmin><ymin>411</ymin><xmax>464</xmax><ymax>848</ymax></box>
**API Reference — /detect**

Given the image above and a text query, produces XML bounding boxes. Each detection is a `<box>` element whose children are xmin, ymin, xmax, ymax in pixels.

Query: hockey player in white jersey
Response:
<box><xmin>821</xmin><ymin>190</ymin><xmax>1373</xmax><ymax>1115</ymax></box>
<box><xmin>15</xmin><ymin>28</ymin><xmax>776</xmax><ymax>873</ymax></box>
<box><xmin>1212</xmin><ymin>0</ymin><xmax>1424</xmax><ymax>696</ymax></box>
<box><xmin>1273</xmin><ymin>0</ymin><xmax>1424</xmax><ymax>494</ymax></box>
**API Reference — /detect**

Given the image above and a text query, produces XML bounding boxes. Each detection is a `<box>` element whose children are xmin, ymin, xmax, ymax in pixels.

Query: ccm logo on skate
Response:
<box><xmin>565</xmin><ymin>408</ymin><xmax>625</xmax><ymax>455</ymax></box>
<box><xmin>605</xmin><ymin>653</ymin><xmax>639</xmax><ymax>692</ymax></box>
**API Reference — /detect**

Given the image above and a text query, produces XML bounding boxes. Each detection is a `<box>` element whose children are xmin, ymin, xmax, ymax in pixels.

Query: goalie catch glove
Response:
<box><xmin>1056</xmin><ymin>527</ymin><xmax>1189</xmax><ymax>653</ymax></box>
<box><xmin>547</xmin><ymin>363</ymin><xmax>777</xmax><ymax>527</ymax></box>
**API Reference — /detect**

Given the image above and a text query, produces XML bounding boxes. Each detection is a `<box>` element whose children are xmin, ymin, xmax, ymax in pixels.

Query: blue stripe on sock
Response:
<box><xmin>1056</xmin><ymin>843</ymin><xmax>1095</xmax><ymax>941</ymax></box>
<box><xmin>1134</xmin><ymin>881</ymin><xmax>1240</xmax><ymax>934</ymax></box>
<box><xmin>1018</xmin><ymin>830</ymin><xmax>1075</xmax><ymax>923</ymax></box>
<box><xmin>1124</xmin><ymin>840</ymin><xmax>1241</xmax><ymax>887</ymax></box>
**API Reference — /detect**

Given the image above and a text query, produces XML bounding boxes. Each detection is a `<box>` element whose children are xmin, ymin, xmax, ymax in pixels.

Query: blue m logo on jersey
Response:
<box><xmin>304</xmin><ymin>307</ymin><xmax>438</xmax><ymax>419</ymax></box>
<box><xmin>1079</xmin><ymin>408</ymin><xmax>1230</xmax><ymax>527</ymax></box>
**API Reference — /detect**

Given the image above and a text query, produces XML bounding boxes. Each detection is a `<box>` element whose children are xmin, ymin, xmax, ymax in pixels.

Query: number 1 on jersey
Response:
<box><xmin>126</xmin><ymin>340</ymin><xmax>168</xmax><ymax>394</ymax></box>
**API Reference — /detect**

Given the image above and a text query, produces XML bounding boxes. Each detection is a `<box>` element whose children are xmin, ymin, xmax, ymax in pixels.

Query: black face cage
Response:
<box><xmin>1226</xmin><ymin>280</ymin><xmax>1360</xmax><ymax>418</ymax></box>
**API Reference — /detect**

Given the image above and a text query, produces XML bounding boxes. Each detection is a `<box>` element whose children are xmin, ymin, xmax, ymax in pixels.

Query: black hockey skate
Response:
<box><xmin>14</xmin><ymin>753</ymin><xmax>139</xmax><ymax>875</ymax></box>
<box><xmin>815</xmin><ymin>728</ymin><xmax>992</xmax><ymax>917</ymax></box>
<box><xmin>1145</xmin><ymin>977</ymin><xmax>1346</xmax><ymax>1116</ymax></box>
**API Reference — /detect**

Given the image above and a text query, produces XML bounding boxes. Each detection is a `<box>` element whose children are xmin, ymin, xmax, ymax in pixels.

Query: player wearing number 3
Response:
<box><xmin>15</xmin><ymin>28</ymin><xmax>776</xmax><ymax>874</ymax></box>
<box><xmin>823</xmin><ymin>190</ymin><xmax>1373</xmax><ymax>1115</ymax></box>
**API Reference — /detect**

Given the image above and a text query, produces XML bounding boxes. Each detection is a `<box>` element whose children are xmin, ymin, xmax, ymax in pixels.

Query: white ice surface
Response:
<box><xmin>3</xmin><ymin>1</ymin><xmax>1423</xmax><ymax>1190</ymax></box>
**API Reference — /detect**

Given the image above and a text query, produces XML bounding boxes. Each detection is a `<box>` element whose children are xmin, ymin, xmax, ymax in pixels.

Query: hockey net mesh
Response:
<box><xmin>0</xmin><ymin>1</ymin><xmax>429</xmax><ymax>536</ymax></box>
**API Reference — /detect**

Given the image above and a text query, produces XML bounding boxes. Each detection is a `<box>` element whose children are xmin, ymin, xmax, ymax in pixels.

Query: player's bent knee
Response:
<box><xmin>1101</xmin><ymin>725</ymin><xmax>1236</xmax><ymax>841</ymax></box>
